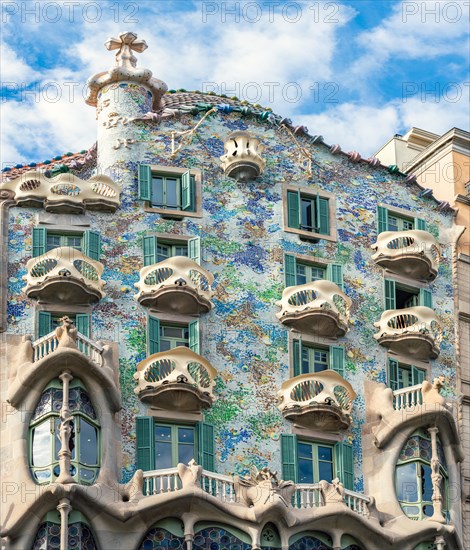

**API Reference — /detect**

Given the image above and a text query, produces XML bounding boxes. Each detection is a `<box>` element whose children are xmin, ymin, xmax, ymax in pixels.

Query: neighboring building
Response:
<box><xmin>376</xmin><ymin>127</ymin><xmax>470</xmax><ymax>549</ymax></box>
<box><xmin>0</xmin><ymin>33</ymin><xmax>465</xmax><ymax>550</ymax></box>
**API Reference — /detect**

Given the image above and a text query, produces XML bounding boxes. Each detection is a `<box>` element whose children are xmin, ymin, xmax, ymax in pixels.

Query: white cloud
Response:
<box><xmin>0</xmin><ymin>41</ymin><xmax>39</xmax><ymax>82</ymax></box>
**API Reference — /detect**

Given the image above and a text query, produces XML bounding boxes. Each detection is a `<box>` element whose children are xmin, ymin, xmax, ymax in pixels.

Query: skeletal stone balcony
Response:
<box><xmin>374</xmin><ymin>306</ymin><xmax>442</xmax><ymax>360</ymax></box>
<box><xmin>277</xmin><ymin>371</ymin><xmax>356</xmax><ymax>431</ymax></box>
<box><xmin>1</xmin><ymin>170</ymin><xmax>120</xmax><ymax>213</ymax></box>
<box><xmin>219</xmin><ymin>131</ymin><xmax>266</xmax><ymax>182</ymax></box>
<box><xmin>371</xmin><ymin>230</ymin><xmax>440</xmax><ymax>281</ymax></box>
<box><xmin>134</xmin><ymin>256</ymin><xmax>214</xmax><ymax>313</ymax></box>
<box><xmin>22</xmin><ymin>247</ymin><xmax>106</xmax><ymax>305</ymax></box>
<box><xmin>276</xmin><ymin>281</ymin><xmax>351</xmax><ymax>337</ymax></box>
<box><xmin>134</xmin><ymin>347</ymin><xmax>217</xmax><ymax>412</ymax></box>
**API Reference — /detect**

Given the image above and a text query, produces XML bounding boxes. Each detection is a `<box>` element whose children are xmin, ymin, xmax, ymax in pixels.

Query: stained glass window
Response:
<box><xmin>32</xmin><ymin>520</ymin><xmax>97</xmax><ymax>549</ymax></box>
<box><xmin>396</xmin><ymin>430</ymin><xmax>448</xmax><ymax>521</ymax></box>
<box><xmin>193</xmin><ymin>527</ymin><xmax>252</xmax><ymax>550</ymax></box>
<box><xmin>29</xmin><ymin>380</ymin><xmax>100</xmax><ymax>485</ymax></box>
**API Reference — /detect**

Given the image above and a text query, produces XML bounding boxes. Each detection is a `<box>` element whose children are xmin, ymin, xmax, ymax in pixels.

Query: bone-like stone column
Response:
<box><xmin>434</xmin><ymin>535</ymin><xmax>446</xmax><ymax>550</ymax></box>
<box><xmin>56</xmin><ymin>371</ymin><xmax>74</xmax><ymax>484</ymax></box>
<box><xmin>57</xmin><ymin>498</ymin><xmax>72</xmax><ymax>550</ymax></box>
<box><xmin>428</xmin><ymin>426</ymin><xmax>446</xmax><ymax>523</ymax></box>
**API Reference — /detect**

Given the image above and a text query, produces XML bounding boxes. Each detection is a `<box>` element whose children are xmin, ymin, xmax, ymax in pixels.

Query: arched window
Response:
<box><xmin>193</xmin><ymin>523</ymin><xmax>251</xmax><ymax>549</ymax></box>
<box><xmin>139</xmin><ymin>519</ymin><xmax>185</xmax><ymax>549</ymax></box>
<box><xmin>32</xmin><ymin>510</ymin><xmax>98</xmax><ymax>549</ymax></box>
<box><xmin>288</xmin><ymin>531</ymin><xmax>332</xmax><ymax>549</ymax></box>
<box><xmin>29</xmin><ymin>379</ymin><xmax>100</xmax><ymax>484</ymax></box>
<box><xmin>395</xmin><ymin>429</ymin><xmax>448</xmax><ymax>521</ymax></box>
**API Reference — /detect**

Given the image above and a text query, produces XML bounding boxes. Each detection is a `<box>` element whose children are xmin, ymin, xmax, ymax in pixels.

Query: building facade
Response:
<box><xmin>0</xmin><ymin>33</ymin><xmax>466</xmax><ymax>550</ymax></box>
<box><xmin>376</xmin><ymin>127</ymin><xmax>470</xmax><ymax>549</ymax></box>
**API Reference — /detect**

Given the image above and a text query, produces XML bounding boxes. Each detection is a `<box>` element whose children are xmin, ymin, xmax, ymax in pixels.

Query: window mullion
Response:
<box><xmin>172</xmin><ymin>425</ymin><xmax>178</xmax><ymax>467</ymax></box>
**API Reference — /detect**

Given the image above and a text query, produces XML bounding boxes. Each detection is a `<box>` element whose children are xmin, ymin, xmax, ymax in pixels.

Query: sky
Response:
<box><xmin>1</xmin><ymin>0</ymin><xmax>469</xmax><ymax>166</ymax></box>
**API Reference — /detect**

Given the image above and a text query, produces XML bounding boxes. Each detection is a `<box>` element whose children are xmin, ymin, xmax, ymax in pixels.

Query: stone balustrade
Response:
<box><xmin>141</xmin><ymin>463</ymin><xmax>372</xmax><ymax>519</ymax></box>
<box><xmin>1</xmin><ymin>170</ymin><xmax>120</xmax><ymax>212</ymax></box>
<box><xmin>134</xmin><ymin>347</ymin><xmax>217</xmax><ymax>412</ymax></box>
<box><xmin>374</xmin><ymin>306</ymin><xmax>442</xmax><ymax>360</ymax></box>
<box><xmin>276</xmin><ymin>280</ymin><xmax>351</xmax><ymax>337</ymax></box>
<box><xmin>277</xmin><ymin>371</ymin><xmax>356</xmax><ymax>431</ymax></box>
<box><xmin>371</xmin><ymin>230</ymin><xmax>440</xmax><ymax>281</ymax></box>
<box><xmin>22</xmin><ymin>247</ymin><xmax>105</xmax><ymax>304</ymax></box>
<box><xmin>32</xmin><ymin>330</ymin><xmax>104</xmax><ymax>366</ymax></box>
<box><xmin>134</xmin><ymin>256</ymin><xmax>214</xmax><ymax>314</ymax></box>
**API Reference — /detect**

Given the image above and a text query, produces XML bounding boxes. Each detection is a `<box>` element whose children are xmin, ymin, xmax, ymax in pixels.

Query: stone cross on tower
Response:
<box><xmin>105</xmin><ymin>32</ymin><xmax>148</xmax><ymax>69</ymax></box>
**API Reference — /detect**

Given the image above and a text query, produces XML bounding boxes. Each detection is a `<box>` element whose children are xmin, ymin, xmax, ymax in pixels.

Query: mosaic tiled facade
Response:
<box><xmin>0</xmin><ymin>32</ymin><xmax>464</xmax><ymax>550</ymax></box>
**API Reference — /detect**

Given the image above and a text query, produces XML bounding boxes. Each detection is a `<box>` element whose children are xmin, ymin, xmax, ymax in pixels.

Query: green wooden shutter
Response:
<box><xmin>327</xmin><ymin>264</ymin><xmax>343</xmax><ymax>290</ymax></box>
<box><xmin>281</xmin><ymin>434</ymin><xmax>298</xmax><ymax>483</ymax></box>
<box><xmin>388</xmin><ymin>358</ymin><xmax>399</xmax><ymax>391</ymax></box>
<box><xmin>419</xmin><ymin>288</ymin><xmax>433</xmax><ymax>308</ymax></box>
<box><xmin>188</xmin><ymin>237</ymin><xmax>201</xmax><ymax>264</ymax></box>
<box><xmin>330</xmin><ymin>346</ymin><xmax>345</xmax><ymax>377</ymax></box>
<box><xmin>416</xmin><ymin>218</ymin><xmax>427</xmax><ymax>231</ymax></box>
<box><xmin>317</xmin><ymin>197</ymin><xmax>329</xmax><ymax>235</ymax></box>
<box><xmin>181</xmin><ymin>171</ymin><xmax>192</xmax><ymax>211</ymax></box>
<box><xmin>143</xmin><ymin>236</ymin><xmax>157</xmax><ymax>267</ymax></box>
<box><xmin>284</xmin><ymin>254</ymin><xmax>297</xmax><ymax>287</ymax></box>
<box><xmin>287</xmin><ymin>191</ymin><xmax>300</xmax><ymax>229</ymax></box>
<box><xmin>293</xmin><ymin>339</ymin><xmax>302</xmax><ymax>377</ymax></box>
<box><xmin>412</xmin><ymin>366</ymin><xmax>426</xmax><ymax>385</ymax></box>
<box><xmin>334</xmin><ymin>441</ymin><xmax>354</xmax><ymax>490</ymax></box>
<box><xmin>32</xmin><ymin>227</ymin><xmax>47</xmax><ymax>257</ymax></box>
<box><xmin>197</xmin><ymin>422</ymin><xmax>215</xmax><ymax>471</ymax></box>
<box><xmin>377</xmin><ymin>206</ymin><xmax>388</xmax><ymax>234</ymax></box>
<box><xmin>136</xmin><ymin>416</ymin><xmax>154</xmax><ymax>472</ymax></box>
<box><xmin>148</xmin><ymin>316</ymin><xmax>160</xmax><ymax>355</ymax></box>
<box><xmin>189</xmin><ymin>320</ymin><xmax>200</xmax><ymax>354</ymax></box>
<box><xmin>75</xmin><ymin>314</ymin><xmax>90</xmax><ymax>338</ymax></box>
<box><xmin>83</xmin><ymin>231</ymin><xmax>101</xmax><ymax>261</ymax></box>
<box><xmin>138</xmin><ymin>164</ymin><xmax>152</xmax><ymax>201</ymax></box>
<box><xmin>384</xmin><ymin>279</ymin><xmax>396</xmax><ymax>310</ymax></box>
<box><xmin>38</xmin><ymin>311</ymin><xmax>52</xmax><ymax>338</ymax></box>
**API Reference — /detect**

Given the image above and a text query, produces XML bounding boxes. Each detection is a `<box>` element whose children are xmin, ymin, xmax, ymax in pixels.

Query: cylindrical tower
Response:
<box><xmin>85</xmin><ymin>32</ymin><xmax>167</xmax><ymax>179</ymax></box>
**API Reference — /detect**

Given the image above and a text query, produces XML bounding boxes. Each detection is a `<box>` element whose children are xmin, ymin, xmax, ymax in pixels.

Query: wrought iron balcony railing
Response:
<box><xmin>22</xmin><ymin>247</ymin><xmax>105</xmax><ymax>304</ymax></box>
<box><xmin>371</xmin><ymin>230</ymin><xmax>440</xmax><ymax>281</ymax></box>
<box><xmin>134</xmin><ymin>347</ymin><xmax>217</xmax><ymax>412</ymax></box>
<box><xmin>374</xmin><ymin>306</ymin><xmax>442</xmax><ymax>360</ymax></box>
<box><xmin>276</xmin><ymin>281</ymin><xmax>351</xmax><ymax>337</ymax></box>
<box><xmin>134</xmin><ymin>256</ymin><xmax>214</xmax><ymax>314</ymax></box>
<box><xmin>277</xmin><ymin>371</ymin><xmax>356</xmax><ymax>431</ymax></box>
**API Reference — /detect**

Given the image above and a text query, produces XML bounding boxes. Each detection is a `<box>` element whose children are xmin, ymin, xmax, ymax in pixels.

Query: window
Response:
<box><xmin>32</xmin><ymin>227</ymin><xmax>100</xmax><ymax>260</ymax></box>
<box><xmin>384</xmin><ymin>279</ymin><xmax>432</xmax><ymax>310</ymax></box>
<box><xmin>281</xmin><ymin>434</ymin><xmax>353</xmax><ymax>489</ymax></box>
<box><xmin>388</xmin><ymin>358</ymin><xmax>426</xmax><ymax>390</ymax></box>
<box><xmin>32</xmin><ymin>511</ymin><xmax>98</xmax><ymax>549</ymax></box>
<box><xmin>292</xmin><ymin>341</ymin><xmax>345</xmax><ymax>377</ymax></box>
<box><xmin>142</xmin><ymin>235</ymin><xmax>200</xmax><ymax>267</ymax></box>
<box><xmin>148</xmin><ymin>317</ymin><xmax>200</xmax><ymax>355</ymax></box>
<box><xmin>287</xmin><ymin>190</ymin><xmax>329</xmax><ymax>235</ymax></box>
<box><xmin>136</xmin><ymin>417</ymin><xmax>214</xmax><ymax>473</ymax></box>
<box><xmin>396</xmin><ymin>430</ymin><xmax>448</xmax><ymax>521</ymax></box>
<box><xmin>29</xmin><ymin>379</ymin><xmax>100</xmax><ymax>485</ymax></box>
<box><xmin>37</xmin><ymin>311</ymin><xmax>90</xmax><ymax>339</ymax></box>
<box><xmin>377</xmin><ymin>206</ymin><xmax>427</xmax><ymax>234</ymax></box>
<box><xmin>284</xmin><ymin>255</ymin><xmax>343</xmax><ymax>289</ymax></box>
<box><xmin>138</xmin><ymin>165</ymin><xmax>197</xmax><ymax>213</ymax></box>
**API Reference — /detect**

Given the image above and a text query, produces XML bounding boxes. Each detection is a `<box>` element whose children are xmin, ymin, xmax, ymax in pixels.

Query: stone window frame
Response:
<box><xmin>144</xmin><ymin>166</ymin><xmax>203</xmax><ymax>219</ymax></box>
<box><xmin>282</xmin><ymin>184</ymin><xmax>337</xmax><ymax>242</ymax></box>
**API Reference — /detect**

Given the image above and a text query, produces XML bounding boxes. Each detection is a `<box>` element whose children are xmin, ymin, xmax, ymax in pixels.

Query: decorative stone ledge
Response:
<box><xmin>371</xmin><ymin>230</ymin><xmax>440</xmax><ymax>281</ymax></box>
<box><xmin>374</xmin><ymin>306</ymin><xmax>442</xmax><ymax>360</ymax></box>
<box><xmin>22</xmin><ymin>247</ymin><xmax>106</xmax><ymax>305</ymax></box>
<box><xmin>134</xmin><ymin>256</ymin><xmax>214</xmax><ymax>314</ymax></box>
<box><xmin>134</xmin><ymin>347</ymin><xmax>217</xmax><ymax>412</ymax></box>
<box><xmin>0</xmin><ymin>170</ymin><xmax>120</xmax><ymax>213</ymax></box>
<box><xmin>276</xmin><ymin>280</ymin><xmax>351</xmax><ymax>337</ymax></box>
<box><xmin>277</xmin><ymin>371</ymin><xmax>356</xmax><ymax>431</ymax></box>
